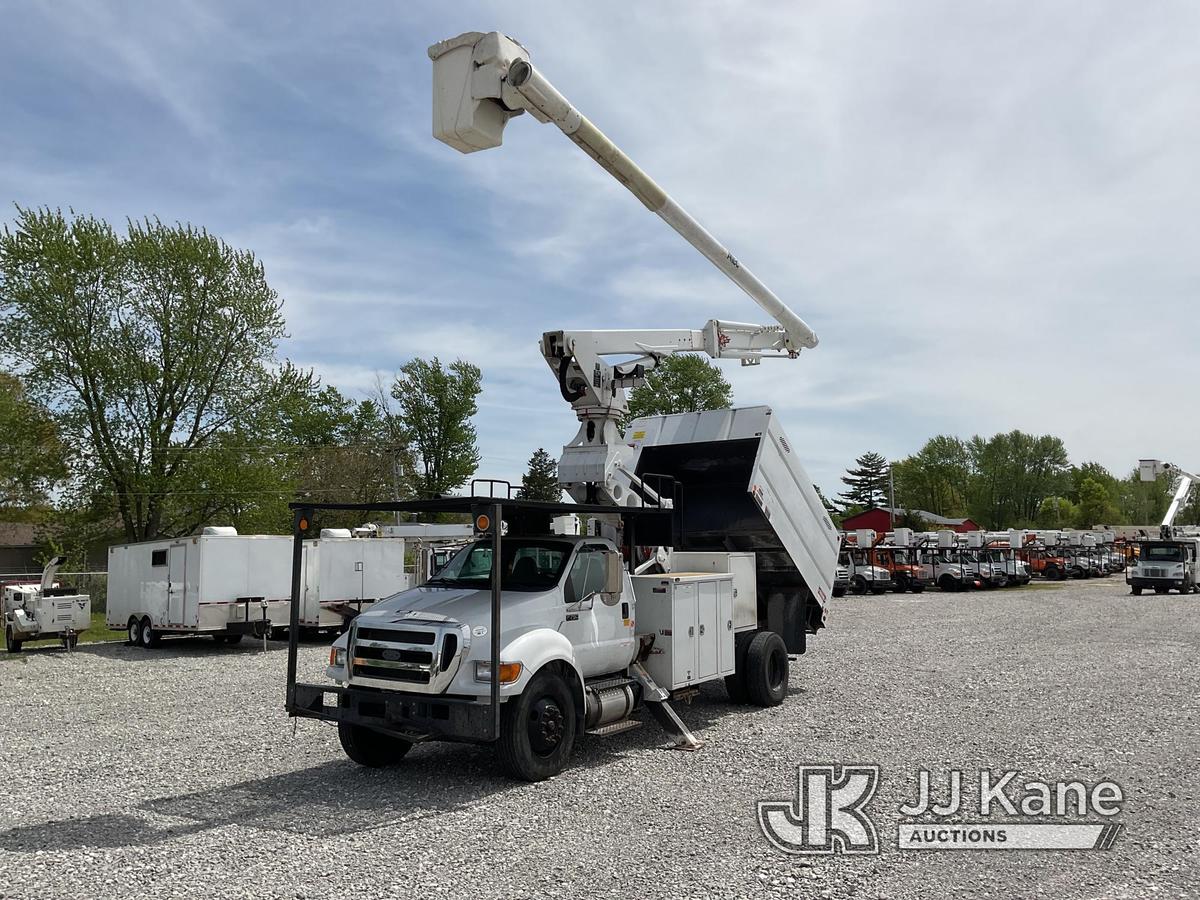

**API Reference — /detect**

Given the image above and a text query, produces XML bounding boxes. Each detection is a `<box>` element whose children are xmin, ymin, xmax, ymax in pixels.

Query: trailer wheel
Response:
<box><xmin>337</xmin><ymin>723</ymin><xmax>413</xmax><ymax>768</ymax></box>
<box><xmin>5</xmin><ymin>626</ymin><xmax>21</xmax><ymax>654</ymax></box>
<box><xmin>497</xmin><ymin>668</ymin><xmax>577</xmax><ymax>782</ymax></box>
<box><xmin>744</xmin><ymin>631</ymin><xmax>788</xmax><ymax>707</ymax></box>
<box><xmin>139</xmin><ymin>617</ymin><xmax>160</xmax><ymax>648</ymax></box>
<box><xmin>127</xmin><ymin>618</ymin><xmax>140</xmax><ymax>645</ymax></box>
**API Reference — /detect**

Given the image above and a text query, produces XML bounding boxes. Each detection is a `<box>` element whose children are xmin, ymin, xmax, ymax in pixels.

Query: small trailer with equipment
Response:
<box><xmin>3</xmin><ymin>557</ymin><xmax>90</xmax><ymax>652</ymax></box>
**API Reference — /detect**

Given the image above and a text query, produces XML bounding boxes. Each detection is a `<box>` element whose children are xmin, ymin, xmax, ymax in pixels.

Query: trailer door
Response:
<box><xmin>168</xmin><ymin>543</ymin><xmax>188</xmax><ymax>625</ymax></box>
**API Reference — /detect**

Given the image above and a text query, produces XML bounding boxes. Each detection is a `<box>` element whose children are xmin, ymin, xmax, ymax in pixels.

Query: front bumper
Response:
<box><xmin>290</xmin><ymin>681</ymin><xmax>496</xmax><ymax>743</ymax></box>
<box><xmin>1128</xmin><ymin>577</ymin><xmax>1186</xmax><ymax>590</ymax></box>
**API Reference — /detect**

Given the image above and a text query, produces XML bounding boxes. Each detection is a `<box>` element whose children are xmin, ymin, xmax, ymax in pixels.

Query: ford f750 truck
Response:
<box><xmin>285</xmin><ymin>408</ymin><xmax>839</xmax><ymax>781</ymax></box>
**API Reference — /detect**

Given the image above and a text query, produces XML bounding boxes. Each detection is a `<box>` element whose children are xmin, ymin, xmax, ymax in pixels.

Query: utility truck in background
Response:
<box><xmin>1126</xmin><ymin>460</ymin><xmax>1200</xmax><ymax>595</ymax></box>
<box><xmin>283</xmin><ymin>30</ymin><xmax>840</xmax><ymax>781</ymax></box>
<box><xmin>3</xmin><ymin>557</ymin><xmax>90</xmax><ymax>653</ymax></box>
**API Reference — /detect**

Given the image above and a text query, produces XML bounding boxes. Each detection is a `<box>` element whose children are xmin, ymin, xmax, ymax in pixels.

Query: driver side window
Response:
<box><xmin>566</xmin><ymin>546</ymin><xmax>607</xmax><ymax>605</ymax></box>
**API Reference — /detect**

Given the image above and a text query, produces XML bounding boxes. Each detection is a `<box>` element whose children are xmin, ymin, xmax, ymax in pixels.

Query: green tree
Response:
<box><xmin>518</xmin><ymin>448</ymin><xmax>562</xmax><ymax>502</ymax></box>
<box><xmin>390</xmin><ymin>357</ymin><xmax>482</xmax><ymax>498</ymax></box>
<box><xmin>624</xmin><ymin>355</ymin><xmax>732</xmax><ymax>427</ymax></box>
<box><xmin>0</xmin><ymin>207</ymin><xmax>312</xmax><ymax>541</ymax></box>
<box><xmin>0</xmin><ymin>371</ymin><xmax>67</xmax><ymax>508</ymax></box>
<box><xmin>839</xmin><ymin>451</ymin><xmax>890</xmax><ymax>509</ymax></box>
<box><xmin>1075</xmin><ymin>477</ymin><xmax>1120</xmax><ymax>528</ymax></box>
<box><xmin>892</xmin><ymin>435</ymin><xmax>972</xmax><ymax>516</ymax></box>
<box><xmin>1036</xmin><ymin>495</ymin><xmax>1077</xmax><ymax>528</ymax></box>
<box><xmin>1114</xmin><ymin>467</ymin><xmax>1171</xmax><ymax>525</ymax></box>
<box><xmin>966</xmin><ymin>431</ymin><xmax>1070</xmax><ymax>528</ymax></box>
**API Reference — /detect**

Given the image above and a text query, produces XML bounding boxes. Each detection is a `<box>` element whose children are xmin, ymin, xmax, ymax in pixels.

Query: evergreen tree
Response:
<box><xmin>518</xmin><ymin>448</ymin><xmax>562</xmax><ymax>502</ymax></box>
<box><xmin>839</xmin><ymin>451</ymin><xmax>890</xmax><ymax>509</ymax></box>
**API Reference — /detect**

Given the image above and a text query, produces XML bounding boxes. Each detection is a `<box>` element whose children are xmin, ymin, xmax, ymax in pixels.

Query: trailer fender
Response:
<box><xmin>501</xmin><ymin>628</ymin><xmax>584</xmax><ymax>722</ymax></box>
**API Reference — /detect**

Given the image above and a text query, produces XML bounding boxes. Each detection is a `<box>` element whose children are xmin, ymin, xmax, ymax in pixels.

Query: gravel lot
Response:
<box><xmin>1</xmin><ymin>576</ymin><xmax>1196</xmax><ymax>900</ymax></box>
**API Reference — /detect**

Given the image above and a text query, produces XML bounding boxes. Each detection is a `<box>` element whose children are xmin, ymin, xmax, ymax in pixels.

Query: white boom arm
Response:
<box><xmin>1139</xmin><ymin>459</ymin><xmax>1197</xmax><ymax>529</ymax></box>
<box><xmin>429</xmin><ymin>31</ymin><xmax>817</xmax><ymax>504</ymax></box>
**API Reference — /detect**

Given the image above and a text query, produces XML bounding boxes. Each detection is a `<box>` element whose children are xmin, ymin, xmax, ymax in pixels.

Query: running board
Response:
<box><xmin>629</xmin><ymin>662</ymin><xmax>704</xmax><ymax>751</ymax></box>
<box><xmin>587</xmin><ymin>719</ymin><xmax>641</xmax><ymax>738</ymax></box>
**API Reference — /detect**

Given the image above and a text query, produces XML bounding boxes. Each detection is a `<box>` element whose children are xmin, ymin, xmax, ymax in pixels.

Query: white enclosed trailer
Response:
<box><xmin>3</xmin><ymin>557</ymin><xmax>91</xmax><ymax>653</ymax></box>
<box><xmin>107</xmin><ymin>528</ymin><xmax>293</xmax><ymax>647</ymax></box>
<box><xmin>297</xmin><ymin>531</ymin><xmax>412</xmax><ymax>632</ymax></box>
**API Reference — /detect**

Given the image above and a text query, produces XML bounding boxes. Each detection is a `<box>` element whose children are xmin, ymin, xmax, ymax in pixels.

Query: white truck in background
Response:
<box><xmin>3</xmin><ymin>557</ymin><xmax>90</xmax><ymax>653</ymax></box>
<box><xmin>284</xmin><ymin>31</ymin><xmax>839</xmax><ymax>781</ymax></box>
<box><xmin>1127</xmin><ymin>459</ymin><xmax>1200</xmax><ymax>595</ymax></box>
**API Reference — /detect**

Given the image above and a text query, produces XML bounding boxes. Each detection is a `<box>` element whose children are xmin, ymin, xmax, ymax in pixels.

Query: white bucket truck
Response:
<box><xmin>3</xmin><ymin>557</ymin><xmax>90</xmax><ymax>652</ymax></box>
<box><xmin>283</xmin><ymin>31</ymin><xmax>839</xmax><ymax>780</ymax></box>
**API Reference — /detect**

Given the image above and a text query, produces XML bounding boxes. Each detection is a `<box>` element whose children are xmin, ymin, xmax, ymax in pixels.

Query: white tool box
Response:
<box><xmin>632</xmin><ymin>572</ymin><xmax>736</xmax><ymax>690</ymax></box>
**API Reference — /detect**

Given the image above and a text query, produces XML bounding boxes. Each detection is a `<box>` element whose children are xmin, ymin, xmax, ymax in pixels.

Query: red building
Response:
<box><xmin>840</xmin><ymin>507</ymin><xmax>982</xmax><ymax>534</ymax></box>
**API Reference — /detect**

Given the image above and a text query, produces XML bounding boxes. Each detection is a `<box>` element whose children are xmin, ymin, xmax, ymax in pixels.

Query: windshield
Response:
<box><xmin>426</xmin><ymin>539</ymin><xmax>574</xmax><ymax>592</ymax></box>
<box><xmin>1142</xmin><ymin>544</ymin><xmax>1185</xmax><ymax>562</ymax></box>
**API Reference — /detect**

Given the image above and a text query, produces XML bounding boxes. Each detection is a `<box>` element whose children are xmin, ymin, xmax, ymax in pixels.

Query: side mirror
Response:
<box><xmin>604</xmin><ymin>551</ymin><xmax>624</xmax><ymax>596</ymax></box>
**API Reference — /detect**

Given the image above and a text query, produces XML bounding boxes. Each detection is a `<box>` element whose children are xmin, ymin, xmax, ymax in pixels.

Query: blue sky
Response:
<box><xmin>3</xmin><ymin>2</ymin><xmax>1198</xmax><ymax>495</ymax></box>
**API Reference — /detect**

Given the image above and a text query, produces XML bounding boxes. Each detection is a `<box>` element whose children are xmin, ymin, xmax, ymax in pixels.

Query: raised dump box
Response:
<box><xmin>626</xmin><ymin>406</ymin><xmax>840</xmax><ymax>652</ymax></box>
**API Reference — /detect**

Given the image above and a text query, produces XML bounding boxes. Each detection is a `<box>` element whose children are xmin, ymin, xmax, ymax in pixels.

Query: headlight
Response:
<box><xmin>474</xmin><ymin>660</ymin><xmax>523</xmax><ymax>684</ymax></box>
<box><xmin>329</xmin><ymin>648</ymin><xmax>346</xmax><ymax>668</ymax></box>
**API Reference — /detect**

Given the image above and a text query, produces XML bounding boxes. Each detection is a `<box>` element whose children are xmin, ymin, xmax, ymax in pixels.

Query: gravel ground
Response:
<box><xmin>1</xmin><ymin>577</ymin><xmax>1196</xmax><ymax>900</ymax></box>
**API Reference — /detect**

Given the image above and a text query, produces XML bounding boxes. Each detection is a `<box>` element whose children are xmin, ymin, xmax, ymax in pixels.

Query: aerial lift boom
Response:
<box><xmin>429</xmin><ymin>31</ymin><xmax>818</xmax><ymax>504</ymax></box>
<box><xmin>1139</xmin><ymin>459</ymin><xmax>1198</xmax><ymax>533</ymax></box>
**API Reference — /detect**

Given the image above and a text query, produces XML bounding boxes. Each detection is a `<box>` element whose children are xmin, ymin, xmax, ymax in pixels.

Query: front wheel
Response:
<box><xmin>5</xmin><ymin>626</ymin><xmax>21</xmax><ymax>654</ymax></box>
<box><xmin>338</xmin><ymin>723</ymin><xmax>412</xmax><ymax>767</ymax></box>
<box><xmin>744</xmin><ymin>631</ymin><xmax>788</xmax><ymax>707</ymax></box>
<box><xmin>1044</xmin><ymin>565</ymin><xmax>1061</xmax><ymax>581</ymax></box>
<box><xmin>1130</xmin><ymin>586</ymin><xmax>1142</xmax><ymax>596</ymax></box>
<box><xmin>497</xmin><ymin>668</ymin><xmax>577</xmax><ymax>782</ymax></box>
<box><xmin>850</xmin><ymin>576</ymin><xmax>867</xmax><ymax>596</ymax></box>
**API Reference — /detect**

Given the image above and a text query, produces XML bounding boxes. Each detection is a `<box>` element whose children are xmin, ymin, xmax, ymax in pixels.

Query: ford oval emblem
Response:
<box><xmin>472</xmin><ymin>625</ymin><xmax>488</xmax><ymax>637</ymax></box>
<box><xmin>382</xmin><ymin>649</ymin><xmax>401</xmax><ymax>661</ymax></box>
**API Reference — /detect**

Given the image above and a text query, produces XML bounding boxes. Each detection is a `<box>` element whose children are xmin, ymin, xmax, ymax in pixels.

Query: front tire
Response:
<box><xmin>744</xmin><ymin>631</ymin><xmax>788</xmax><ymax>707</ymax></box>
<box><xmin>1131</xmin><ymin>586</ymin><xmax>1142</xmax><ymax>596</ymax></box>
<box><xmin>5</xmin><ymin>626</ymin><xmax>21</xmax><ymax>654</ymax></box>
<box><xmin>497</xmin><ymin>668</ymin><xmax>577</xmax><ymax>782</ymax></box>
<box><xmin>1044</xmin><ymin>565</ymin><xmax>1061</xmax><ymax>581</ymax></box>
<box><xmin>338</xmin><ymin>723</ymin><xmax>412</xmax><ymax>767</ymax></box>
<box><xmin>850</xmin><ymin>576</ymin><xmax>867</xmax><ymax>596</ymax></box>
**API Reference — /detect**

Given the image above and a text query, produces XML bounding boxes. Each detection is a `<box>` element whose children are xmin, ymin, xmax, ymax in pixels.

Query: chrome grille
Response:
<box><xmin>348</xmin><ymin>618</ymin><xmax>469</xmax><ymax>693</ymax></box>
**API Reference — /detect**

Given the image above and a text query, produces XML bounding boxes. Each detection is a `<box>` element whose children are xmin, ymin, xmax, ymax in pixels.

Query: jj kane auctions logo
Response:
<box><xmin>759</xmin><ymin>765</ymin><xmax>1124</xmax><ymax>854</ymax></box>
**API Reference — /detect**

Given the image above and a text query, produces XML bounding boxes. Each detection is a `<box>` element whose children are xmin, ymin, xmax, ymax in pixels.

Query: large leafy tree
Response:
<box><xmin>892</xmin><ymin>435</ymin><xmax>972</xmax><ymax>516</ymax></box>
<box><xmin>839</xmin><ymin>451</ymin><xmax>890</xmax><ymax>509</ymax></box>
<box><xmin>965</xmin><ymin>431</ymin><xmax>1070</xmax><ymax>528</ymax></box>
<box><xmin>390</xmin><ymin>357</ymin><xmax>482</xmax><ymax>498</ymax></box>
<box><xmin>517</xmin><ymin>448</ymin><xmax>562</xmax><ymax>502</ymax></box>
<box><xmin>624</xmin><ymin>355</ymin><xmax>732</xmax><ymax>428</ymax></box>
<box><xmin>0</xmin><ymin>371</ymin><xmax>67</xmax><ymax>508</ymax></box>
<box><xmin>0</xmin><ymin>207</ymin><xmax>312</xmax><ymax>541</ymax></box>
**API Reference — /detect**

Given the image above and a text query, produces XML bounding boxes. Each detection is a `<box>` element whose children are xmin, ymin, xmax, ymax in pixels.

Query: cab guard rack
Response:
<box><xmin>285</xmin><ymin>492</ymin><xmax>680</xmax><ymax>743</ymax></box>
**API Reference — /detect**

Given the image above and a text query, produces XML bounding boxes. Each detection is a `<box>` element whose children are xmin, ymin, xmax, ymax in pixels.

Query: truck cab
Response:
<box><xmin>1127</xmin><ymin>539</ymin><xmax>1198</xmax><ymax>595</ymax></box>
